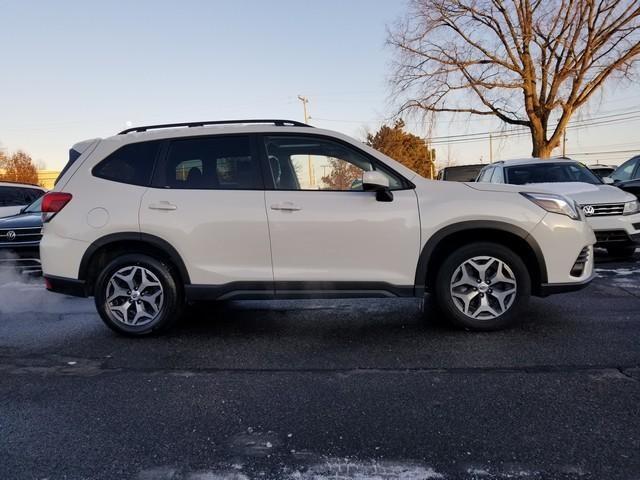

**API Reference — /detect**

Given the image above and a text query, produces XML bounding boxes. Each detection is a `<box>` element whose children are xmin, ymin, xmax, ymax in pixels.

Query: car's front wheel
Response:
<box><xmin>433</xmin><ymin>242</ymin><xmax>531</xmax><ymax>331</ymax></box>
<box><xmin>94</xmin><ymin>254</ymin><xmax>183</xmax><ymax>336</ymax></box>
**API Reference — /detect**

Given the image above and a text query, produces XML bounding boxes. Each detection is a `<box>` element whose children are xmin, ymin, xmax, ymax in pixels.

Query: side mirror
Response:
<box><xmin>362</xmin><ymin>171</ymin><xmax>393</xmax><ymax>202</ymax></box>
<box><xmin>602</xmin><ymin>176</ymin><xmax>615</xmax><ymax>185</ymax></box>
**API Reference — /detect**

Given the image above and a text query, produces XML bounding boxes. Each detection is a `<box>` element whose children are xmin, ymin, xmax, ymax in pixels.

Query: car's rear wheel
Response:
<box><xmin>94</xmin><ymin>254</ymin><xmax>183</xmax><ymax>336</ymax></box>
<box><xmin>433</xmin><ymin>242</ymin><xmax>531</xmax><ymax>331</ymax></box>
<box><xmin>606</xmin><ymin>245</ymin><xmax>637</xmax><ymax>259</ymax></box>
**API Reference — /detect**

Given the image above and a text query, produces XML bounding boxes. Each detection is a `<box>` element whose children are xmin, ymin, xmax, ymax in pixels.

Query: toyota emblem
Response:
<box><xmin>582</xmin><ymin>205</ymin><xmax>595</xmax><ymax>216</ymax></box>
<box><xmin>6</xmin><ymin>230</ymin><xmax>16</xmax><ymax>241</ymax></box>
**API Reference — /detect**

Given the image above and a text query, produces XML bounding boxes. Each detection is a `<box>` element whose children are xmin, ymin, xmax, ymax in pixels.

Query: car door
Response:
<box><xmin>260</xmin><ymin>134</ymin><xmax>421</xmax><ymax>294</ymax></box>
<box><xmin>139</xmin><ymin>134</ymin><xmax>273</xmax><ymax>286</ymax></box>
<box><xmin>611</xmin><ymin>156</ymin><xmax>640</xmax><ymax>199</ymax></box>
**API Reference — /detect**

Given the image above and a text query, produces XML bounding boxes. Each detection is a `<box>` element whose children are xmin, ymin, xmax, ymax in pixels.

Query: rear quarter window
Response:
<box><xmin>92</xmin><ymin>141</ymin><xmax>161</xmax><ymax>186</ymax></box>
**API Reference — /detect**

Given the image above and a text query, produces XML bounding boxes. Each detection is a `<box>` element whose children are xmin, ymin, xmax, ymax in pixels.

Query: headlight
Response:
<box><xmin>521</xmin><ymin>192</ymin><xmax>581</xmax><ymax>220</ymax></box>
<box><xmin>623</xmin><ymin>200</ymin><xmax>639</xmax><ymax>215</ymax></box>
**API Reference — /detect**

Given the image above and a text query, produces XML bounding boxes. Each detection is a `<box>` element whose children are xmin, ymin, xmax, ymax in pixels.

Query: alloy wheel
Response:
<box><xmin>105</xmin><ymin>265</ymin><xmax>164</xmax><ymax>326</ymax></box>
<box><xmin>449</xmin><ymin>256</ymin><xmax>517</xmax><ymax>319</ymax></box>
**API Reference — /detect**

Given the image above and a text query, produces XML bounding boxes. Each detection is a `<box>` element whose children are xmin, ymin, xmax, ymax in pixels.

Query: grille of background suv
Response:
<box><xmin>581</xmin><ymin>203</ymin><xmax>625</xmax><ymax>216</ymax></box>
<box><xmin>0</xmin><ymin>227</ymin><xmax>42</xmax><ymax>245</ymax></box>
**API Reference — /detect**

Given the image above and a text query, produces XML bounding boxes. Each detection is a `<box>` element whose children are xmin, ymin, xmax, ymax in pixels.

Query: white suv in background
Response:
<box><xmin>41</xmin><ymin>120</ymin><xmax>595</xmax><ymax>336</ymax></box>
<box><xmin>476</xmin><ymin>158</ymin><xmax>640</xmax><ymax>258</ymax></box>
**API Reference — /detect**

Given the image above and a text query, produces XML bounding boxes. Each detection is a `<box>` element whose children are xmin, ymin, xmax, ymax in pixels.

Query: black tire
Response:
<box><xmin>606</xmin><ymin>245</ymin><xmax>637</xmax><ymax>260</ymax></box>
<box><xmin>432</xmin><ymin>242</ymin><xmax>531</xmax><ymax>331</ymax></box>
<box><xmin>94</xmin><ymin>254</ymin><xmax>183</xmax><ymax>336</ymax></box>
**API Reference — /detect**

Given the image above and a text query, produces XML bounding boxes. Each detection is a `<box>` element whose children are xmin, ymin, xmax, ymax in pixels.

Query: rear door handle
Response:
<box><xmin>270</xmin><ymin>202</ymin><xmax>302</xmax><ymax>212</ymax></box>
<box><xmin>148</xmin><ymin>201</ymin><xmax>177</xmax><ymax>211</ymax></box>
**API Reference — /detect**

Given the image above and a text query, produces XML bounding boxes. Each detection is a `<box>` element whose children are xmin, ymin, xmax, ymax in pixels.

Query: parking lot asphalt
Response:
<box><xmin>0</xmin><ymin>253</ymin><xmax>639</xmax><ymax>480</ymax></box>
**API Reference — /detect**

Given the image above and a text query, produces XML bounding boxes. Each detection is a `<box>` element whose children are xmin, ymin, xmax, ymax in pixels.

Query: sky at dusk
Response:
<box><xmin>2</xmin><ymin>0</ymin><xmax>639</xmax><ymax>171</ymax></box>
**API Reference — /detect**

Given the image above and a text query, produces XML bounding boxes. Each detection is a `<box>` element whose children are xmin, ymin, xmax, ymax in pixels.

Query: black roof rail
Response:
<box><xmin>118</xmin><ymin>119</ymin><xmax>312</xmax><ymax>135</ymax></box>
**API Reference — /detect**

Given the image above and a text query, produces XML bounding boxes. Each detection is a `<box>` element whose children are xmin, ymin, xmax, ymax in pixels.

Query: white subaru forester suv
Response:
<box><xmin>41</xmin><ymin>120</ymin><xmax>596</xmax><ymax>336</ymax></box>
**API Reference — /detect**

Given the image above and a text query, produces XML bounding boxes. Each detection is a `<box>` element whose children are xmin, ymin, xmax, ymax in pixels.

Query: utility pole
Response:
<box><xmin>562</xmin><ymin>130</ymin><xmax>567</xmax><ymax>157</ymax></box>
<box><xmin>297</xmin><ymin>95</ymin><xmax>315</xmax><ymax>186</ymax></box>
<box><xmin>297</xmin><ymin>95</ymin><xmax>310</xmax><ymax>124</ymax></box>
<box><xmin>489</xmin><ymin>134</ymin><xmax>493</xmax><ymax>164</ymax></box>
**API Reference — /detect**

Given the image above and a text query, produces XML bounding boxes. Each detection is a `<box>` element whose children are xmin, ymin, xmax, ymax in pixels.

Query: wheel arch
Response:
<box><xmin>415</xmin><ymin>221</ymin><xmax>547</xmax><ymax>296</ymax></box>
<box><xmin>78</xmin><ymin>232</ymin><xmax>190</xmax><ymax>295</ymax></box>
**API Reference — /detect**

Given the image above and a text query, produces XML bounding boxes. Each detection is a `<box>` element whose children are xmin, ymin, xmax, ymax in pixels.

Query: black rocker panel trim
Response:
<box><xmin>185</xmin><ymin>281</ymin><xmax>415</xmax><ymax>301</ymax></box>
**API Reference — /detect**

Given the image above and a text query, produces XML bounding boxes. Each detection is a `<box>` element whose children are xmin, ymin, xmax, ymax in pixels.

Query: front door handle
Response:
<box><xmin>270</xmin><ymin>202</ymin><xmax>301</xmax><ymax>212</ymax></box>
<box><xmin>148</xmin><ymin>201</ymin><xmax>177</xmax><ymax>211</ymax></box>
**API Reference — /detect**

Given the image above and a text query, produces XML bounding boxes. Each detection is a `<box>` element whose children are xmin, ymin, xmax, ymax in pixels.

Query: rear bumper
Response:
<box><xmin>44</xmin><ymin>275</ymin><xmax>88</xmax><ymax>297</ymax></box>
<box><xmin>537</xmin><ymin>272</ymin><xmax>595</xmax><ymax>297</ymax></box>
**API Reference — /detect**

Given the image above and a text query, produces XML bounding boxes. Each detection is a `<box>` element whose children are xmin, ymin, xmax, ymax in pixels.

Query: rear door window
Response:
<box><xmin>155</xmin><ymin>135</ymin><xmax>261</xmax><ymax>190</ymax></box>
<box><xmin>93</xmin><ymin>141</ymin><xmax>161</xmax><ymax>186</ymax></box>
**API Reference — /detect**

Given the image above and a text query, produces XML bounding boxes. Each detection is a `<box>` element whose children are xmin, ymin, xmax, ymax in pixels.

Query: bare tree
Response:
<box><xmin>389</xmin><ymin>0</ymin><xmax>640</xmax><ymax>158</ymax></box>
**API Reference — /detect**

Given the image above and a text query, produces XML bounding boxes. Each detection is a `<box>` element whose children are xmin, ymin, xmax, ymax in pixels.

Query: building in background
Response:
<box><xmin>37</xmin><ymin>170</ymin><xmax>60</xmax><ymax>189</ymax></box>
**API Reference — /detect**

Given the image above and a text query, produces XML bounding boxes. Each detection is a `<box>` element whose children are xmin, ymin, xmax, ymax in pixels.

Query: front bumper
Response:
<box><xmin>587</xmin><ymin>214</ymin><xmax>640</xmax><ymax>246</ymax></box>
<box><xmin>538</xmin><ymin>272</ymin><xmax>595</xmax><ymax>297</ymax></box>
<box><xmin>594</xmin><ymin>230</ymin><xmax>640</xmax><ymax>246</ymax></box>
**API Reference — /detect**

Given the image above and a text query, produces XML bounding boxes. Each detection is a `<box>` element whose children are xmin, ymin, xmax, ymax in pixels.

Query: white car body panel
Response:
<box><xmin>265</xmin><ymin>189</ymin><xmax>420</xmax><ymax>286</ymax></box>
<box><xmin>139</xmin><ymin>189</ymin><xmax>273</xmax><ymax>285</ymax></box>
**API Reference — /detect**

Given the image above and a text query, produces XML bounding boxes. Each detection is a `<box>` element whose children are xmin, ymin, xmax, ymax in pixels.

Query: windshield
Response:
<box><xmin>23</xmin><ymin>196</ymin><xmax>43</xmax><ymax>213</ymax></box>
<box><xmin>504</xmin><ymin>162</ymin><xmax>602</xmax><ymax>185</ymax></box>
<box><xmin>442</xmin><ymin>165</ymin><xmax>484</xmax><ymax>182</ymax></box>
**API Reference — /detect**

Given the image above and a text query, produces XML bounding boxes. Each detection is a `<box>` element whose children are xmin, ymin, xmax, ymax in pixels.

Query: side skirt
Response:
<box><xmin>184</xmin><ymin>281</ymin><xmax>416</xmax><ymax>301</ymax></box>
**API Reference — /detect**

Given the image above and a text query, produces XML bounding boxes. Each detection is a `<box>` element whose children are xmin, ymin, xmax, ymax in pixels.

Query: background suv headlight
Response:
<box><xmin>623</xmin><ymin>200</ymin><xmax>639</xmax><ymax>215</ymax></box>
<box><xmin>521</xmin><ymin>192</ymin><xmax>581</xmax><ymax>220</ymax></box>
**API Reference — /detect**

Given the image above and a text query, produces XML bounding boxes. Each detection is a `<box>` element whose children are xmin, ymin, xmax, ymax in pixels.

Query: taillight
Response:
<box><xmin>41</xmin><ymin>192</ymin><xmax>72</xmax><ymax>222</ymax></box>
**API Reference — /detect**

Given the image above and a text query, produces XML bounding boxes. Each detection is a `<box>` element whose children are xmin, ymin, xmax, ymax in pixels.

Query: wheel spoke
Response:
<box><xmin>467</xmin><ymin>257</ymin><xmax>496</xmax><ymax>282</ymax></box>
<box><xmin>451</xmin><ymin>290</ymin><xmax>479</xmax><ymax>315</ymax></box>
<box><xmin>140</xmin><ymin>290</ymin><xmax>162</xmax><ymax>314</ymax></box>
<box><xmin>110</xmin><ymin>300</ymin><xmax>133</xmax><ymax>324</ymax></box>
<box><xmin>138</xmin><ymin>268</ymin><xmax>161</xmax><ymax>292</ymax></box>
<box><xmin>491</xmin><ymin>262</ymin><xmax>516</xmax><ymax>286</ymax></box>
<box><xmin>113</xmin><ymin>267</ymin><xmax>137</xmax><ymax>291</ymax></box>
<box><xmin>132</xmin><ymin>301</ymin><xmax>153</xmax><ymax>325</ymax></box>
<box><xmin>472</xmin><ymin>294</ymin><xmax>500</xmax><ymax>319</ymax></box>
<box><xmin>490</xmin><ymin>286</ymin><xmax>517</xmax><ymax>312</ymax></box>
<box><xmin>451</xmin><ymin>264</ymin><xmax>476</xmax><ymax>289</ymax></box>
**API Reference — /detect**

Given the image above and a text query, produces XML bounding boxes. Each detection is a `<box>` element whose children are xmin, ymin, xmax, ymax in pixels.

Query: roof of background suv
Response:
<box><xmin>0</xmin><ymin>181</ymin><xmax>45</xmax><ymax>189</ymax></box>
<box><xmin>492</xmin><ymin>157</ymin><xmax>579</xmax><ymax>167</ymax></box>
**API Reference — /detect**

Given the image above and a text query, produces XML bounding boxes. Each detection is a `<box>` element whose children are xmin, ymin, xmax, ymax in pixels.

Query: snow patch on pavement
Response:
<box><xmin>287</xmin><ymin>459</ymin><xmax>444</xmax><ymax>479</ymax></box>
